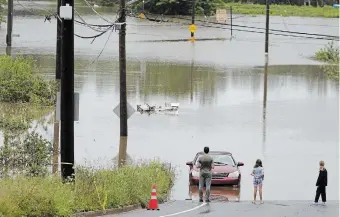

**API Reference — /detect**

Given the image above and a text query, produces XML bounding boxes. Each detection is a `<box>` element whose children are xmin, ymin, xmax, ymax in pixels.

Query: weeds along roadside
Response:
<box><xmin>0</xmin><ymin>161</ymin><xmax>177</xmax><ymax>217</ymax></box>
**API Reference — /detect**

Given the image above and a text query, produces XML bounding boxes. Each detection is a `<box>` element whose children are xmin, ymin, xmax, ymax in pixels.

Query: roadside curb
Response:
<box><xmin>74</xmin><ymin>204</ymin><xmax>141</xmax><ymax>217</ymax></box>
<box><xmin>74</xmin><ymin>197</ymin><xmax>173</xmax><ymax>217</ymax></box>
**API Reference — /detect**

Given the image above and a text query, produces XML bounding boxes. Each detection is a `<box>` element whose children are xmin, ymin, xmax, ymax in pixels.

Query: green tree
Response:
<box><xmin>133</xmin><ymin>0</ymin><xmax>221</xmax><ymax>16</ymax></box>
<box><xmin>0</xmin><ymin>0</ymin><xmax>6</xmax><ymax>24</ymax></box>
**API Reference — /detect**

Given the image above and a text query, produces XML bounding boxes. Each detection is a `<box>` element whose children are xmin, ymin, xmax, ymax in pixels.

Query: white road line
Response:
<box><xmin>159</xmin><ymin>203</ymin><xmax>207</xmax><ymax>217</ymax></box>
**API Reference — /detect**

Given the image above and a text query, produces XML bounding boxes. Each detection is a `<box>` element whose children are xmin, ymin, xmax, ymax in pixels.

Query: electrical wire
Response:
<box><xmin>74</xmin><ymin>19</ymin><xmax>112</xmax><ymax>27</ymax></box>
<box><xmin>74</xmin><ymin>9</ymin><xmax>112</xmax><ymax>32</ymax></box>
<box><xmin>163</xmin><ymin>15</ymin><xmax>339</xmax><ymax>39</ymax></box>
<box><xmin>75</xmin><ymin>27</ymin><xmax>113</xmax><ymax>40</ymax></box>
<box><xmin>80</xmin><ymin>25</ymin><xmax>116</xmax><ymax>68</ymax></box>
<box><xmin>232</xmin><ymin>19</ymin><xmax>339</xmax><ymax>28</ymax></box>
<box><xmin>130</xmin><ymin>13</ymin><xmax>338</xmax><ymax>41</ymax></box>
<box><xmin>82</xmin><ymin>0</ymin><xmax>117</xmax><ymax>24</ymax></box>
<box><xmin>15</xmin><ymin>0</ymin><xmax>57</xmax><ymax>21</ymax></box>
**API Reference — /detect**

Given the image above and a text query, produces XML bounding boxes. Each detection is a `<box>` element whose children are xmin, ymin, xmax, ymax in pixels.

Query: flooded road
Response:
<box><xmin>0</xmin><ymin>4</ymin><xmax>339</xmax><ymax>66</ymax></box>
<box><xmin>0</xmin><ymin>4</ymin><xmax>339</xmax><ymax>201</ymax></box>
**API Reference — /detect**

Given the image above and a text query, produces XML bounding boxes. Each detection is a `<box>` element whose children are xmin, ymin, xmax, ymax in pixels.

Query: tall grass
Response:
<box><xmin>224</xmin><ymin>3</ymin><xmax>339</xmax><ymax>18</ymax></box>
<box><xmin>0</xmin><ymin>161</ymin><xmax>176</xmax><ymax>217</ymax></box>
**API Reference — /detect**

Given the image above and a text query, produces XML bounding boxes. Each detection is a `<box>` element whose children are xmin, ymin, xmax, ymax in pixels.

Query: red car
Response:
<box><xmin>186</xmin><ymin>151</ymin><xmax>244</xmax><ymax>187</ymax></box>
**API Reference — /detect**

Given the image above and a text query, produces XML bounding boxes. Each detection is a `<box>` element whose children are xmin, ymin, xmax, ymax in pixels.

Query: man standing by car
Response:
<box><xmin>196</xmin><ymin>146</ymin><xmax>214</xmax><ymax>203</ymax></box>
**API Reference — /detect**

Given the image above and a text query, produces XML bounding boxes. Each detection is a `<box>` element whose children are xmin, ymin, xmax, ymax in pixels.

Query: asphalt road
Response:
<box><xmin>103</xmin><ymin>200</ymin><xmax>339</xmax><ymax>217</ymax></box>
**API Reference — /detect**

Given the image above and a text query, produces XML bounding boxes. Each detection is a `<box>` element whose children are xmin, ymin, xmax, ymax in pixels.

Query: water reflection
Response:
<box><xmin>29</xmin><ymin>55</ymin><xmax>339</xmax><ymax>105</ymax></box>
<box><xmin>6</xmin><ymin>47</ymin><xmax>11</xmax><ymax>56</ymax></box>
<box><xmin>0</xmin><ymin>50</ymin><xmax>338</xmax><ymax>200</ymax></box>
<box><xmin>188</xmin><ymin>185</ymin><xmax>240</xmax><ymax>202</ymax></box>
<box><xmin>190</xmin><ymin>44</ymin><xmax>195</xmax><ymax>103</ymax></box>
<box><xmin>262</xmin><ymin>56</ymin><xmax>268</xmax><ymax>156</ymax></box>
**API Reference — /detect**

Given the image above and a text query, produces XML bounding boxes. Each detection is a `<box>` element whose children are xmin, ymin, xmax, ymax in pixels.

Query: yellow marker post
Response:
<box><xmin>188</xmin><ymin>24</ymin><xmax>197</xmax><ymax>33</ymax></box>
<box><xmin>138</xmin><ymin>13</ymin><xmax>146</xmax><ymax>19</ymax></box>
<box><xmin>188</xmin><ymin>24</ymin><xmax>197</xmax><ymax>42</ymax></box>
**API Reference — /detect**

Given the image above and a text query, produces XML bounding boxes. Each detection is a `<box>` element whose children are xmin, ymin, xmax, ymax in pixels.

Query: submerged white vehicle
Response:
<box><xmin>136</xmin><ymin>102</ymin><xmax>179</xmax><ymax>115</ymax></box>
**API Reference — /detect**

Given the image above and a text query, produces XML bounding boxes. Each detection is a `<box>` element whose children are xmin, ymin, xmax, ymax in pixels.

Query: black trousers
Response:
<box><xmin>314</xmin><ymin>186</ymin><xmax>326</xmax><ymax>202</ymax></box>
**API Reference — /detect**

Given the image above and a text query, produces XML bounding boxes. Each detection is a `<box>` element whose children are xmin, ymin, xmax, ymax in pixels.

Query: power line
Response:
<box><xmin>81</xmin><ymin>0</ymin><xmax>117</xmax><ymax>24</ymax></box>
<box><xmin>130</xmin><ymin>13</ymin><xmax>338</xmax><ymax>41</ymax></box>
<box><xmin>74</xmin><ymin>9</ymin><xmax>112</xmax><ymax>32</ymax></box>
<box><xmin>80</xmin><ymin>25</ymin><xmax>116</xmax><ymax>68</ymax></box>
<box><xmin>232</xmin><ymin>19</ymin><xmax>339</xmax><ymax>28</ymax></box>
<box><xmin>163</xmin><ymin>15</ymin><xmax>339</xmax><ymax>39</ymax></box>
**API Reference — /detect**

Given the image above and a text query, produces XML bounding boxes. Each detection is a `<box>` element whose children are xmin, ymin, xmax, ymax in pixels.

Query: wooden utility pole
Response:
<box><xmin>265</xmin><ymin>0</ymin><xmax>270</xmax><ymax>54</ymax></box>
<box><xmin>52</xmin><ymin>83</ymin><xmax>60</xmax><ymax>174</ymax></box>
<box><xmin>60</xmin><ymin>0</ymin><xmax>75</xmax><ymax>181</ymax></box>
<box><xmin>191</xmin><ymin>0</ymin><xmax>196</xmax><ymax>37</ymax></box>
<box><xmin>117</xmin><ymin>0</ymin><xmax>128</xmax><ymax>167</ymax></box>
<box><xmin>6</xmin><ymin>0</ymin><xmax>13</xmax><ymax>47</ymax></box>
<box><xmin>53</xmin><ymin>0</ymin><xmax>63</xmax><ymax>174</ymax></box>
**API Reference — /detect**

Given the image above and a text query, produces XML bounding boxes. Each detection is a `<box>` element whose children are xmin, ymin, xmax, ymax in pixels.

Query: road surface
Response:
<box><xmin>102</xmin><ymin>200</ymin><xmax>339</xmax><ymax>217</ymax></box>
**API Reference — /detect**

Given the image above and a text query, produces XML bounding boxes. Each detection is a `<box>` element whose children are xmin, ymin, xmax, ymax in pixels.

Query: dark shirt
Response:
<box><xmin>316</xmin><ymin>168</ymin><xmax>327</xmax><ymax>187</ymax></box>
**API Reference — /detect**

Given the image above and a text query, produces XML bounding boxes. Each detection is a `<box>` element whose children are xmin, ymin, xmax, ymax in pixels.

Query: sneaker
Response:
<box><xmin>312</xmin><ymin>202</ymin><xmax>318</xmax><ymax>206</ymax></box>
<box><xmin>206</xmin><ymin>199</ymin><xmax>211</xmax><ymax>203</ymax></box>
<box><xmin>199</xmin><ymin>199</ymin><xmax>203</xmax><ymax>203</ymax></box>
<box><xmin>320</xmin><ymin>202</ymin><xmax>326</xmax><ymax>206</ymax></box>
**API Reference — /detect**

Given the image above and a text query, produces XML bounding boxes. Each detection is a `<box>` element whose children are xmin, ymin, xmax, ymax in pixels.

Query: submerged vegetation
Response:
<box><xmin>0</xmin><ymin>55</ymin><xmax>57</xmax><ymax>105</ymax></box>
<box><xmin>0</xmin><ymin>55</ymin><xmax>57</xmax><ymax>178</ymax></box>
<box><xmin>314</xmin><ymin>41</ymin><xmax>339</xmax><ymax>80</ymax></box>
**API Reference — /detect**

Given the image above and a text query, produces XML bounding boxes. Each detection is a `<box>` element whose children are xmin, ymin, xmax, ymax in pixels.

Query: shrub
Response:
<box><xmin>314</xmin><ymin>41</ymin><xmax>339</xmax><ymax>63</ymax></box>
<box><xmin>0</xmin><ymin>161</ymin><xmax>176</xmax><ymax>217</ymax></box>
<box><xmin>314</xmin><ymin>41</ymin><xmax>339</xmax><ymax>80</ymax></box>
<box><xmin>0</xmin><ymin>55</ymin><xmax>57</xmax><ymax>106</ymax></box>
<box><xmin>0</xmin><ymin>131</ymin><xmax>53</xmax><ymax>178</ymax></box>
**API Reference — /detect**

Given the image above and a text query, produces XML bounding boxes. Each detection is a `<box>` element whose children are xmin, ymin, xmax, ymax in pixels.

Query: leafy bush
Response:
<box><xmin>314</xmin><ymin>41</ymin><xmax>339</xmax><ymax>80</ymax></box>
<box><xmin>0</xmin><ymin>131</ymin><xmax>53</xmax><ymax>178</ymax></box>
<box><xmin>314</xmin><ymin>41</ymin><xmax>339</xmax><ymax>63</ymax></box>
<box><xmin>0</xmin><ymin>161</ymin><xmax>176</xmax><ymax>217</ymax></box>
<box><xmin>0</xmin><ymin>55</ymin><xmax>57</xmax><ymax>106</ymax></box>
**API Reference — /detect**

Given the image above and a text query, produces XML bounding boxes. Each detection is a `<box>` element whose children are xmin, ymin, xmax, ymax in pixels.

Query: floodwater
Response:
<box><xmin>0</xmin><ymin>2</ymin><xmax>339</xmax><ymax>201</ymax></box>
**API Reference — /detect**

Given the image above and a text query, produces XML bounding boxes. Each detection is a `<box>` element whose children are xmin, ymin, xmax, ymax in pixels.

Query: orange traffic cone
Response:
<box><xmin>147</xmin><ymin>184</ymin><xmax>160</xmax><ymax>210</ymax></box>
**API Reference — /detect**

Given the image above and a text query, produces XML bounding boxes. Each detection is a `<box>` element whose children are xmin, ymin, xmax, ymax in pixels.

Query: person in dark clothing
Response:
<box><xmin>313</xmin><ymin>160</ymin><xmax>327</xmax><ymax>205</ymax></box>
